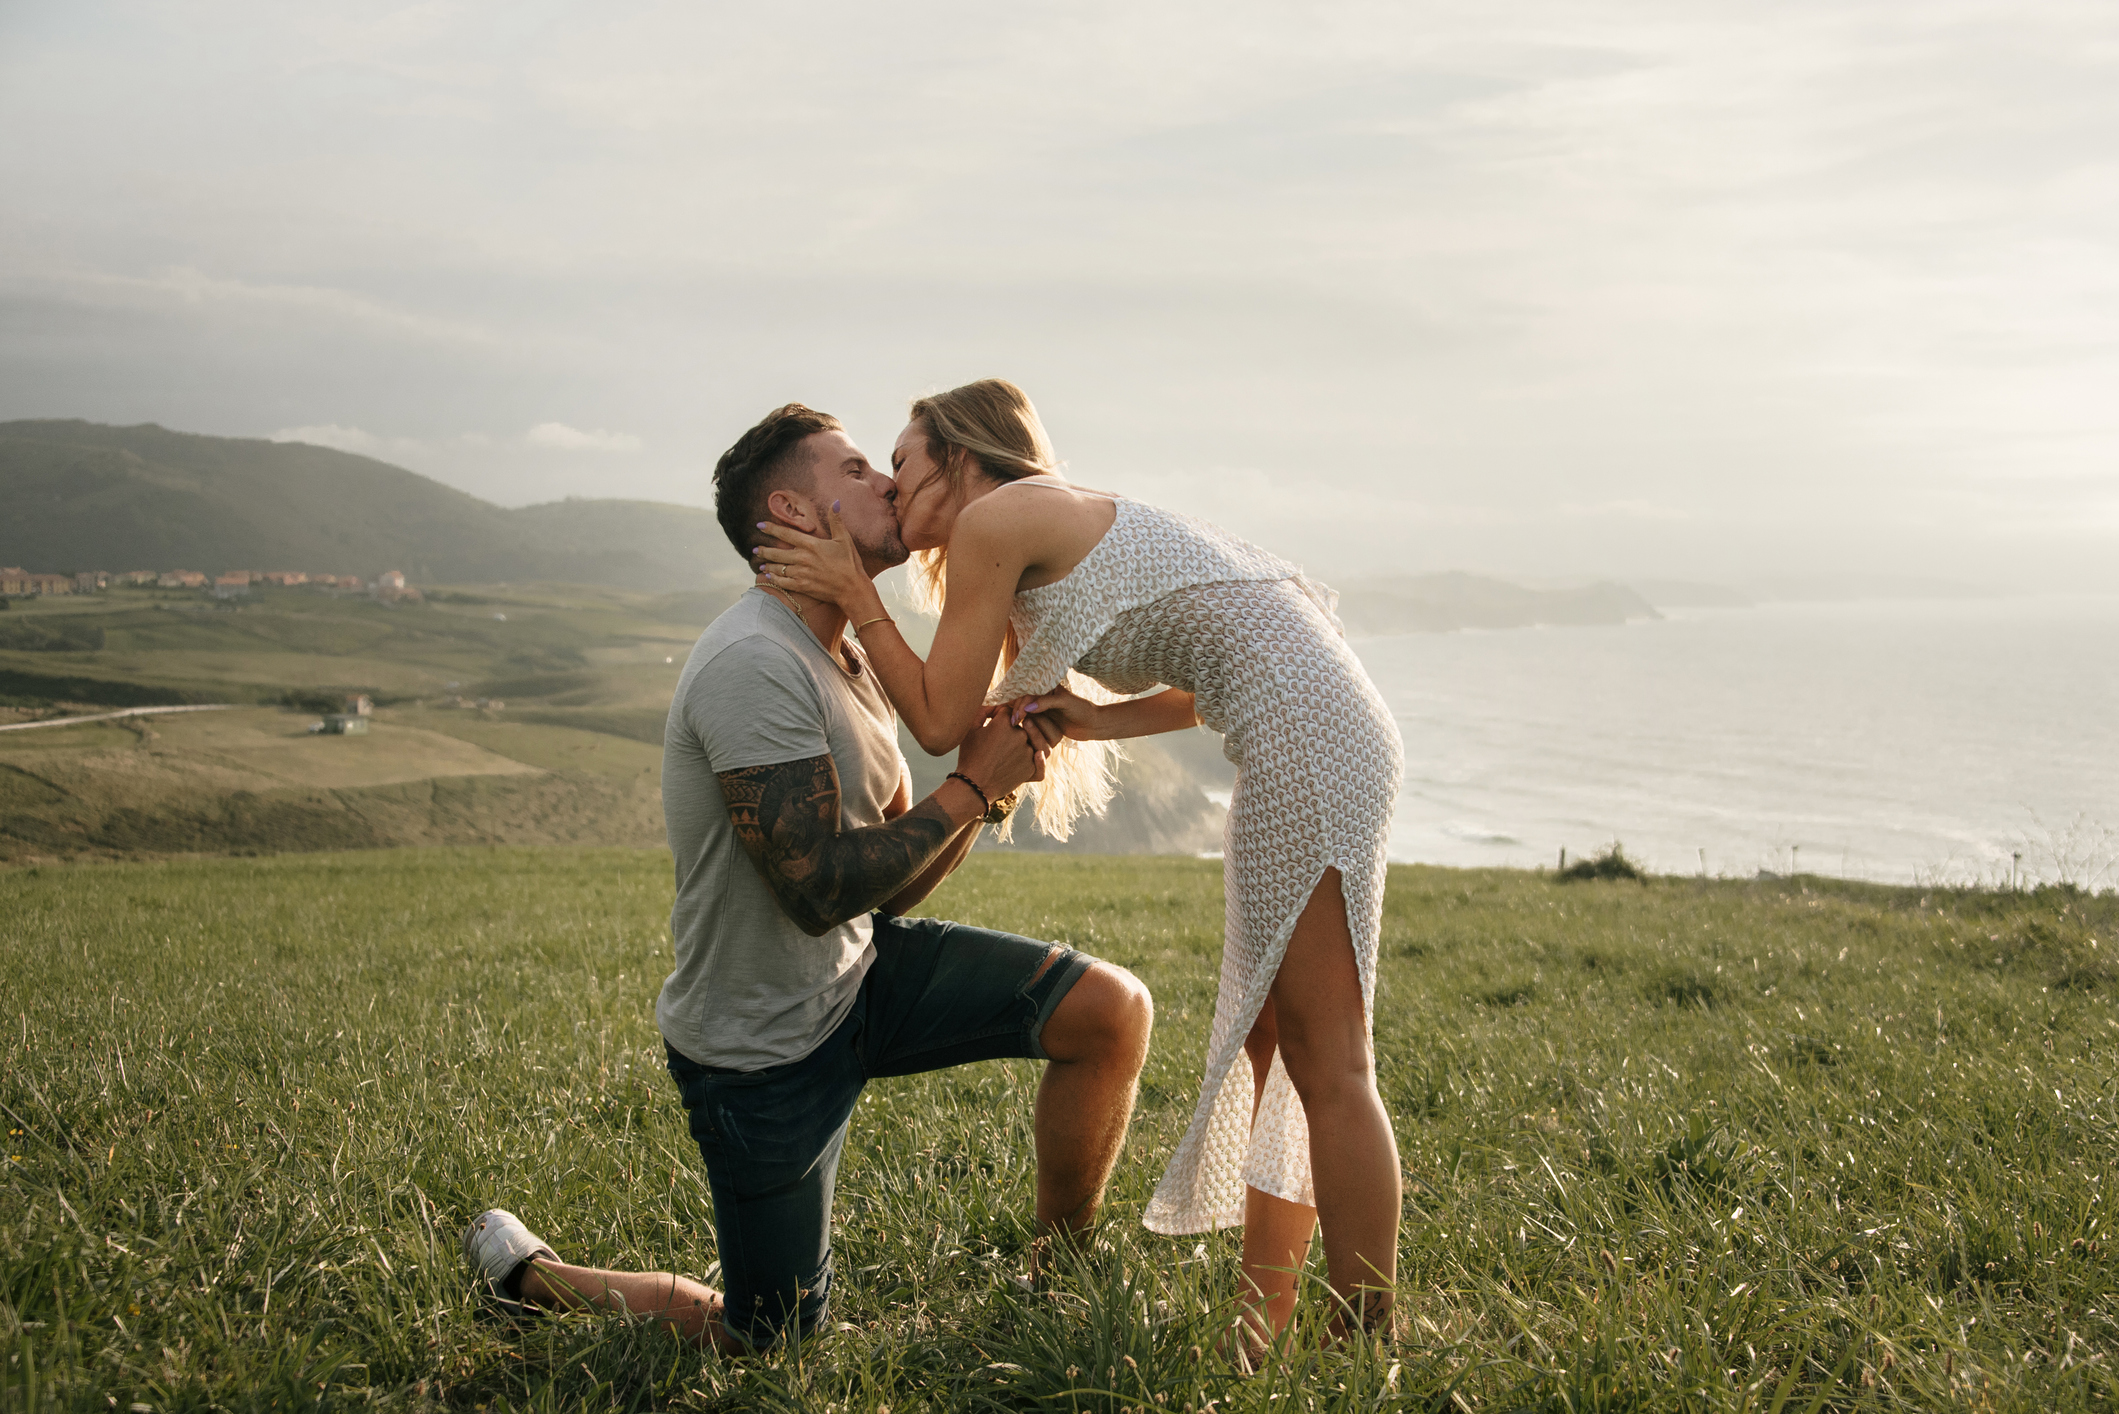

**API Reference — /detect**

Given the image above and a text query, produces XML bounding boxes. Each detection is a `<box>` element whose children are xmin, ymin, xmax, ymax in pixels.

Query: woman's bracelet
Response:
<box><xmin>853</xmin><ymin>614</ymin><xmax>894</xmax><ymax>634</ymax></box>
<box><xmin>945</xmin><ymin>771</ymin><xmax>991</xmax><ymax>816</ymax></box>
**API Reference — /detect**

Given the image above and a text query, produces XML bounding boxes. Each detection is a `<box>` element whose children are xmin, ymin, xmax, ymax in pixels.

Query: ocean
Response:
<box><xmin>1348</xmin><ymin>594</ymin><xmax>2119</xmax><ymax>886</ymax></box>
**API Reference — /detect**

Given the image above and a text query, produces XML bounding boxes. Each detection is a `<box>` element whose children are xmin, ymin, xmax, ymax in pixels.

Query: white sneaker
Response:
<box><xmin>462</xmin><ymin>1208</ymin><xmax>558</xmax><ymax>1306</ymax></box>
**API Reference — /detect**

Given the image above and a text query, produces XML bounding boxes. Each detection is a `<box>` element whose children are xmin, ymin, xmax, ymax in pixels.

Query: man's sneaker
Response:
<box><xmin>463</xmin><ymin>1208</ymin><xmax>558</xmax><ymax>1318</ymax></box>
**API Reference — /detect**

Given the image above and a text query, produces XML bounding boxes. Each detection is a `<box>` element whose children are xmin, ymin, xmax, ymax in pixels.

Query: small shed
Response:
<box><xmin>320</xmin><ymin>714</ymin><xmax>369</xmax><ymax>735</ymax></box>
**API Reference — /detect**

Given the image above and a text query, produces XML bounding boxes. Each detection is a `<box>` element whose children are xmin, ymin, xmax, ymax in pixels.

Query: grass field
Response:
<box><xmin>3</xmin><ymin>851</ymin><xmax>2115</xmax><ymax>1411</ymax></box>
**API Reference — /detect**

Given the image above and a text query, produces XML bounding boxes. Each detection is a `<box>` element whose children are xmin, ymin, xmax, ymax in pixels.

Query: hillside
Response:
<box><xmin>0</xmin><ymin>582</ymin><xmax>1223</xmax><ymax>861</ymax></box>
<box><xmin>0</xmin><ymin>420</ymin><xmax>752</xmax><ymax>592</ymax></box>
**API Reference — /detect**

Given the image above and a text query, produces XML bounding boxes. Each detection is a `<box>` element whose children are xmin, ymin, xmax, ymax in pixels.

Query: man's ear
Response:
<box><xmin>765</xmin><ymin>488</ymin><xmax>821</xmax><ymax>535</ymax></box>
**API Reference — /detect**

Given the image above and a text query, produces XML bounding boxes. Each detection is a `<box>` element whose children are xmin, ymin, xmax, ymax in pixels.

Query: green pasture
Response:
<box><xmin>0</xmin><ymin>581</ymin><xmax>715</xmax><ymax>712</ymax></box>
<box><xmin>0</xmin><ymin>585</ymin><xmax>703</xmax><ymax>862</ymax></box>
<box><xmin>2</xmin><ymin>852</ymin><xmax>2115</xmax><ymax>1411</ymax></box>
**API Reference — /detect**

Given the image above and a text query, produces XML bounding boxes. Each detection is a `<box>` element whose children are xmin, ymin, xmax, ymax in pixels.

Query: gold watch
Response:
<box><xmin>984</xmin><ymin>790</ymin><xmax>1020</xmax><ymax>825</ymax></box>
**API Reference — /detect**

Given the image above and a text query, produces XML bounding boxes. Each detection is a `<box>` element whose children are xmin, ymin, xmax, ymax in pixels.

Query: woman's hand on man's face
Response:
<box><xmin>752</xmin><ymin>502</ymin><xmax>870</xmax><ymax>612</ymax></box>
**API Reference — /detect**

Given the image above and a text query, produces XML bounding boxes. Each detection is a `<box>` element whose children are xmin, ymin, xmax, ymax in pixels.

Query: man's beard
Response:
<box><xmin>855</xmin><ymin>522</ymin><xmax>911</xmax><ymax>570</ymax></box>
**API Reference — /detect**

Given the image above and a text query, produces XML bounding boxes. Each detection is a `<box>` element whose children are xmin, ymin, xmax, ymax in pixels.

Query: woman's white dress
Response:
<box><xmin>989</xmin><ymin>497</ymin><xmax>1403</xmax><ymax>1234</ymax></box>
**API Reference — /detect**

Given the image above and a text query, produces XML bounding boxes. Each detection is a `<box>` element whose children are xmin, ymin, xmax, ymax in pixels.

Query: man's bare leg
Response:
<box><xmin>518</xmin><ymin>1258</ymin><xmax>750</xmax><ymax>1356</ymax></box>
<box><xmin>1028</xmin><ymin>959</ymin><xmax>1153</xmax><ymax>1240</ymax></box>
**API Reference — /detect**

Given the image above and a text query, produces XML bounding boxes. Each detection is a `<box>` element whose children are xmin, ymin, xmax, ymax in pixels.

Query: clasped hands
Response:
<box><xmin>953</xmin><ymin>690</ymin><xmax>1093</xmax><ymax>801</ymax></box>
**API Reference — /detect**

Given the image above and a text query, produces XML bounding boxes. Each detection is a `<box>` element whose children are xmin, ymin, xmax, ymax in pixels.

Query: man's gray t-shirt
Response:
<box><xmin>657</xmin><ymin>590</ymin><xmax>907</xmax><ymax>1070</ymax></box>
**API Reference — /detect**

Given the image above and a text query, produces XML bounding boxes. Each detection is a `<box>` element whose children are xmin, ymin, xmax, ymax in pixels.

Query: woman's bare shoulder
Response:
<box><xmin>958</xmin><ymin>478</ymin><xmax>1103</xmax><ymax>539</ymax></box>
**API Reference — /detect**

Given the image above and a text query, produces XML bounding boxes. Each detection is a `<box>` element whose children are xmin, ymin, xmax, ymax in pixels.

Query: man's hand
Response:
<box><xmin>951</xmin><ymin>706</ymin><xmax>1046</xmax><ymax>808</ymax></box>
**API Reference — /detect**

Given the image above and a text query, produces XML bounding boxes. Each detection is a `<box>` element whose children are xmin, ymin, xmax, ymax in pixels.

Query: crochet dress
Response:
<box><xmin>989</xmin><ymin>497</ymin><xmax>1403</xmax><ymax>1233</ymax></box>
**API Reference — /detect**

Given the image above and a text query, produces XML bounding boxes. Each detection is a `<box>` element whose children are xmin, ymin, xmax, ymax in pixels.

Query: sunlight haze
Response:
<box><xmin>3</xmin><ymin>0</ymin><xmax>2114</xmax><ymax>588</ymax></box>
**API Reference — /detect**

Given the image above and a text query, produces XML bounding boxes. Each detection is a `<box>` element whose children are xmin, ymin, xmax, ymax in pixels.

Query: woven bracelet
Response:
<box><xmin>946</xmin><ymin>771</ymin><xmax>992</xmax><ymax>816</ymax></box>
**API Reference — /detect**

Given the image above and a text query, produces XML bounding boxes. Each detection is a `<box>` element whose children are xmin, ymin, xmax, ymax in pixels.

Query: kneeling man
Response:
<box><xmin>464</xmin><ymin>403</ymin><xmax>1153</xmax><ymax>1351</ymax></box>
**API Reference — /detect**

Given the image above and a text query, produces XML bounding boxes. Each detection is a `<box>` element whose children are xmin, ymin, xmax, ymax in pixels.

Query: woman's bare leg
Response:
<box><xmin>1265</xmin><ymin>868</ymin><xmax>1400</xmax><ymax>1335</ymax></box>
<box><xmin>519</xmin><ymin>1258</ymin><xmax>748</xmax><ymax>1355</ymax></box>
<box><xmin>1238</xmin><ymin>998</ymin><xmax>1319</xmax><ymax>1343</ymax></box>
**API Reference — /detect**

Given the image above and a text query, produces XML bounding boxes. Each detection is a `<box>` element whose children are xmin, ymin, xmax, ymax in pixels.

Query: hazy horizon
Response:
<box><xmin>4</xmin><ymin>1</ymin><xmax>2115</xmax><ymax>590</ymax></box>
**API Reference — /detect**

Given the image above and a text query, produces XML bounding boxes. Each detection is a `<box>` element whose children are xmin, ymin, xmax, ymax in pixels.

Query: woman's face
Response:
<box><xmin>889</xmin><ymin>421</ymin><xmax>959</xmax><ymax>552</ymax></box>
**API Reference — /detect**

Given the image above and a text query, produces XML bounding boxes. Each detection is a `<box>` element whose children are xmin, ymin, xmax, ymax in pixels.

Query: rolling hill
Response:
<box><xmin>0</xmin><ymin>420</ymin><xmax>752</xmax><ymax>592</ymax></box>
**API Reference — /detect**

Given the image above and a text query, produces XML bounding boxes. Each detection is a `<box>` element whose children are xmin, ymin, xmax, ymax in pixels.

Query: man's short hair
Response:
<box><xmin>713</xmin><ymin>404</ymin><xmax>843</xmax><ymax>561</ymax></box>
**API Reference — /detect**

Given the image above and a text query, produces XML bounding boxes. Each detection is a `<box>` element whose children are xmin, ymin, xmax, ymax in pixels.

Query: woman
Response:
<box><xmin>753</xmin><ymin>379</ymin><xmax>1404</xmax><ymax>1341</ymax></box>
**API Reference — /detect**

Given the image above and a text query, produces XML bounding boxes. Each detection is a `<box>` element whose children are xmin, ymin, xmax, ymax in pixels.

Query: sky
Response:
<box><xmin>3</xmin><ymin>1</ymin><xmax>2115</xmax><ymax>589</ymax></box>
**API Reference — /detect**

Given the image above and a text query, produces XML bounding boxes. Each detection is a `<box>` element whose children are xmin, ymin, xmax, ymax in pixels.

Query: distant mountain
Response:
<box><xmin>0</xmin><ymin>420</ymin><xmax>752</xmax><ymax>591</ymax></box>
<box><xmin>1331</xmin><ymin>572</ymin><xmax>1660</xmax><ymax>636</ymax></box>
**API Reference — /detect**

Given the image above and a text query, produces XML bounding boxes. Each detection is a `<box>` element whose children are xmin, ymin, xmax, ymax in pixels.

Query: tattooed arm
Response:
<box><xmin>719</xmin><ymin>705</ymin><xmax>1045</xmax><ymax>936</ymax></box>
<box><xmin>879</xmin><ymin>807</ymin><xmax>983</xmax><ymax>917</ymax></box>
<box><xmin>718</xmin><ymin>755</ymin><xmax>979</xmax><ymax>936</ymax></box>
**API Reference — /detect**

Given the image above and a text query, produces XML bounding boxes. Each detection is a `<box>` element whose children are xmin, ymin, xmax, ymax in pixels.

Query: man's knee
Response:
<box><xmin>1042</xmin><ymin>961</ymin><xmax>1152</xmax><ymax>1063</ymax></box>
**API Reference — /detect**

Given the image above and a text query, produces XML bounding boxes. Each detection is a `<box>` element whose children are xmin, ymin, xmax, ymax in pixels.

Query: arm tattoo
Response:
<box><xmin>719</xmin><ymin>754</ymin><xmax>959</xmax><ymax>936</ymax></box>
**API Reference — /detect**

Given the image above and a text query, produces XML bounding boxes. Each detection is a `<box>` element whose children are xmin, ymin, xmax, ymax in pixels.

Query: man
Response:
<box><xmin>464</xmin><ymin>404</ymin><xmax>1153</xmax><ymax>1352</ymax></box>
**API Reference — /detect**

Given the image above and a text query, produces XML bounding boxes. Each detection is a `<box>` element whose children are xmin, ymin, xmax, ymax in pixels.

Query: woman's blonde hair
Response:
<box><xmin>905</xmin><ymin>378</ymin><xmax>1120</xmax><ymax>842</ymax></box>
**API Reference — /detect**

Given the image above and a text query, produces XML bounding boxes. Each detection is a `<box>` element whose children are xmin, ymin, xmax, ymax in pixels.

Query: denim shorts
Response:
<box><xmin>664</xmin><ymin>912</ymin><xmax>1093</xmax><ymax>1349</ymax></box>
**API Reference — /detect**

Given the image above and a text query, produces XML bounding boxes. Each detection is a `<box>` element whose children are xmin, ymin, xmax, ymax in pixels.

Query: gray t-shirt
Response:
<box><xmin>657</xmin><ymin>590</ymin><xmax>907</xmax><ymax>1070</ymax></box>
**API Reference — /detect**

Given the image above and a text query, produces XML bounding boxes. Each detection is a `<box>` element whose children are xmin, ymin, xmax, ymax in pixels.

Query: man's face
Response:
<box><xmin>786</xmin><ymin>430</ymin><xmax>908</xmax><ymax>572</ymax></box>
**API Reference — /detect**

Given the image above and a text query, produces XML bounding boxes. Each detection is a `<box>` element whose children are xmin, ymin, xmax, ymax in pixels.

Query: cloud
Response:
<box><xmin>524</xmin><ymin>422</ymin><xmax>643</xmax><ymax>453</ymax></box>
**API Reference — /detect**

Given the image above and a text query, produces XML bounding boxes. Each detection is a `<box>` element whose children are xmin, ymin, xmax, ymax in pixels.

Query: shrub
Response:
<box><xmin>1560</xmin><ymin>841</ymin><xmax>1645</xmax><ymax>882</ymax></box>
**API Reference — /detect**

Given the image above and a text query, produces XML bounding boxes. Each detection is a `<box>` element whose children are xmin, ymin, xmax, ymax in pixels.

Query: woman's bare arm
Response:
<box><xmin>1011</xmin><ymin>686</ymin><xmax>1200</xmax><ymax>743</ymax></box>
<box><xmin>752</xmin><ymin>487</ymin><xmax>1115</xmax><ymax>754</ymax></box>
<box><xmin>858</xmin><ymin>508</ymin><xmax>1026</xmax><ymax>753</ymax></box>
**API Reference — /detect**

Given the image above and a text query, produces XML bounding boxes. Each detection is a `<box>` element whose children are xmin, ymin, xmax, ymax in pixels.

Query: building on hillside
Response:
<box><xmin>75</xmin><ymin>572</ymin><xmax>108</xmax><ymax>592</ymax></box>
<box><xmin>344</xmin><ymin>694</ymin><xmax>373</xmax><ymax>717</ymax></box>
<box><xmin>124</xmin><ymin>571</ymin><xmax>157</xmax><ymax>585</ymax></box>
<box><xmin>212</xmin><ymin>573</ymin><xmax>251</xmax><ymax>599</ymax></box>
<box><xmin>26</xmin><ymin>574</ymin><xmax>72</xmax><ymax>595</ymax></box>
<box><xmin>159</xmin><ymin>571</ymin><xmax>207</xmax><ymax>588</ymax></box>
<box><xmin>262</xmin><ymin>571</ymin><xmax>308</xmax><ymax>586</ymax></box>
<box><xmin>372</xmin><ymin>569</ymin><xmax>422</xmax><ymax>604</ymax></box>
<box><xmin>0</xmin><ymin>568</ymin><xmax>29</xmax><ymax>596</ymax></box>
<box><xmin>316</xmin><ymin>713</ymin><xmax>368</xmax><ymax>735</ymax></box>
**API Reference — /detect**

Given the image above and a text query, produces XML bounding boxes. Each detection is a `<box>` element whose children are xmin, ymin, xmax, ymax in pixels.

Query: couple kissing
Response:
<box><xmin>463</xmin><ymin>380</ymin><xmax>1404</xmax><ymax>1359</ymax></box>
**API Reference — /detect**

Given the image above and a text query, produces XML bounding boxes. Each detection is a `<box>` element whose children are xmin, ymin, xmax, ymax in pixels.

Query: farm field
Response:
<box><xmin>0</xmin><ymin>583</ymin><xmax>1222</xmax><ymax>861</ymax></box>
<box><xmin>3</xmin><ymin>851</ymin><xmax>2114</xmax><ymax>1411</ymax></box>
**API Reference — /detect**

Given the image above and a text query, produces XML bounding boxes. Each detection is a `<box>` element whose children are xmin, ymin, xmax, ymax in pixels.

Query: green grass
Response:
<box><xmin>3</xmin><ymin>853</ymin><xmax>2115</xmax><ymax>1411</ymax></box>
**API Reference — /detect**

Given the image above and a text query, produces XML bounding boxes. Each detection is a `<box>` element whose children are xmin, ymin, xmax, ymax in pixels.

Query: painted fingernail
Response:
<box><xmin>757</xmin><ymin>521</ymin><xmax>771</xmax><ymax>529</ymax></box>
<box><xmin>832</xmin><ymin>499</ymin><xmax>841</xmax><ymax>512</ymax></box>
